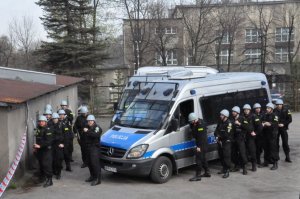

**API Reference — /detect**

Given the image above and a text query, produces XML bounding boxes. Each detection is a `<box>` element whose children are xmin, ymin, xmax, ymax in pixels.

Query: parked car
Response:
<box><xmin>270</xmin><ymin>89</ymin><xmax>284</xmax><ymax>104</ymax></box>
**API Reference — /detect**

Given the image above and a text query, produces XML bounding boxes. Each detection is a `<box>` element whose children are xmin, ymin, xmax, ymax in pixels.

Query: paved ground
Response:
<box><xmin>3</xmin><ymin>114</ymin><xmax>300</xmax><ymax>199</ymax></box>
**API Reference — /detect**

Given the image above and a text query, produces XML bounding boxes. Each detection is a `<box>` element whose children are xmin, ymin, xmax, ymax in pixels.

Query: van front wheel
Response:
<box><xmin>150</xmin><ymin>156</ymin><xmax>172</xmax><ymax>183</ymax></box>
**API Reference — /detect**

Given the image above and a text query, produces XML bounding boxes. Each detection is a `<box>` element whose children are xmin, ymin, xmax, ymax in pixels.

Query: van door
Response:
<box><xmin>169</xmin><ymin>99</ymin><xmax>195</xmax><ymax>169</ymax></box>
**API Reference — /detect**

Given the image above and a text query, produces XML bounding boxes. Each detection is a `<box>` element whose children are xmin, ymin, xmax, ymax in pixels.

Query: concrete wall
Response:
<box><xmin>0</xmin><ymin>85</ymin><xmax>79</xmax><ymax>179</ymax></box>
<box><xmin>0</xmin><ymin>108</ymin><xmax>9</xmax><ymax>179</ymax></box>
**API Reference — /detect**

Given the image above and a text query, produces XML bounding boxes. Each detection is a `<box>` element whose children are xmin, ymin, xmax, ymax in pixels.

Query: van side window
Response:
<box><xmin>174</xmin><ymin>99</ymin><xmax>194</xmax><ymax>127</ymax></box>
<box><xmin>200</xmin><ymin>88</ymin><xmax>268</xmax><ymax>125</ymax></box>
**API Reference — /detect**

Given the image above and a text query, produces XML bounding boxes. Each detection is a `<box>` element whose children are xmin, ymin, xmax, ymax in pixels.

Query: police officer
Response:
<box><xmin>243</xmin><ymin>104</ymin><xmax>257</xmax><ymax>172</ymax></box>
<box><xmin>58</xmin><ymin>109</ymin><xmax>73</xmax><ymax>172</ymax></box>
<box><xmin>51</xmin><ymin>113</ymin><xmax>64</xmax><ymax>179</ymax></box>
<box><xmin>188</xmin><ymin>113</ymin><xmax>211</xmax><ymax>182</ymax></box>
<box><xmin>231</xmin><ymin>106</ymin><xmax>248</xmax><ymax>175</ymax></box>
<box><xmin>274</xmin><ymin>99</ymin><xmax>292</xmax><ymax>162</ymax></box>
<box><xmin>45</xmin><ymin>104</ymin><xmax>53</xmax><ymax>112</ymax></box>
<box><xmin>214</xmin><ymin>109</ymin><xmax>233</xmax><ymax>178</ymax></box>
<box><xmin>261</xmin><ymin>103</ymin><xmax>279</xmax><ymax>170</ymax></box>
<box><xmin>252</xmin><ymin>103</ymin><xmax>264</xmax><ymax>166</ymax></box>
<box><xmin>73</xmin><ymin>106</ymin><xmax>89</xmax><ymax>168</ymax></box>
<box><xmin>43</xmin><ymin>109</ymin><xmax>52</xmax><ymax>123</ymax></box>
<box><xmin>60</xmin><ymin>100</ymin><xmax>74</xmax><ymax>161</ymax></box>
<box><xmin>84</xmin><ymin>115</ymin><xmax>102</xmax><ymax>186</ymax></box>
<box><xmin>33</xmin><ymin>115</ymin><xmax>53</xmax><ymax>188</ymax></box>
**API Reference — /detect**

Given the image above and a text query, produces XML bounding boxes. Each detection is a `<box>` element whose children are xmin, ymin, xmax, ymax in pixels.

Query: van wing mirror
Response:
<box><xmin>165</xmin><ymin>118</ymin><xmax>179</xmax><ymax>134</ymax></box>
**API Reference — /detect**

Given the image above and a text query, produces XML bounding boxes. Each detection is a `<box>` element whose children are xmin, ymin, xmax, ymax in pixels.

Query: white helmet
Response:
<box><xmin>80</xmin><ymin>106</ymin><xmax>89</xmax><ymax>114</ymax></box>
<box><xmin>52</xmin><ymin>113</ymin><xmax>59</xmax><ymax>119</ymax></box>
<box><xmin>220</xmin><ymin>109</ymin><xmax>230</xmax><ymax>118</ymax></box>
<box><xmin>45</xmin><ymin>104</ymin><xmax>52</xmax><ymax>111</ymax></box>
<box><xmin>275</xmin><ymin>99</ymin><xmax>284</xmax><ymax>105</ymax></box>
<box><xmin>253</xmin><ymin>103</ymin><xmax>261</xmax><ymax>109</ymax></box>
<box><xmin>188</xmin><ymin>112</ymin><xmax>197</xmax><ymax>122</ymax></box>
<box><xmin>38</xmin><ymin>115</ymin><xmax>47</xmax><ymax>121</ymax></box>
<box><xmin>232</xmin><ymin>106</ymin><xmax>240</xmax><ymax>114</ymax></box>
<box><xmin>61</xmin><ymin>100</ymin><xmax>68</xmax><ymax>106</ymax></box>
<box><xmin>266</xmin><ymin>103</ymin><xmax>275</xmax><ymax>109</ymax></box>
<box><xmin>243</xmin><ymin>104</ymin><xmax>251</xmax><ymax>110</ymax></box>
<box><xmin>58</xmin><ymin>109</ymin><xmax>66</xmax><ymax>115</ymax></box>
<box><xmin>44</xmin><ymin>109</ymin><xmax>52</xmax><ymax>115</ymax></box>
<box><xmin>87</xmin><ymin>115</ymin><xmax>96</xmax><ymax>121</ymax></box>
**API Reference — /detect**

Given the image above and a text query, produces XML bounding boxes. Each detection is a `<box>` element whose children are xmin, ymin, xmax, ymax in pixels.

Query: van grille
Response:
<box><xmin>100</xmin><ymin>145</ymin><xmax>127</xmax><ymax>158</ymax></box>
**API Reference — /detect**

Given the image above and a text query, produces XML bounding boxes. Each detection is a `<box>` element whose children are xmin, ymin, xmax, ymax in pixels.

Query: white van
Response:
<box><xmin>100</xmin><ymin>70</ymin><xmax>271</xmax><ymax>183</ymax></box>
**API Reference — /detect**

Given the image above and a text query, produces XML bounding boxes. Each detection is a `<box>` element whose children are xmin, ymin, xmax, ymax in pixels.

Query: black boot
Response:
<box><xmin>242</xmin><ymin>166</ymin><xmax>247</xmax><ymax>175</ymax></box>
<box><xmin>285</xmin><ymin>154</ymin><xmax>292</xmax><ymax>163</ymax></box>
<box><xmin>66</xmin><ymin>163</ymin><xmax>72</xmax><ymax>172</ymax></box>
<box><xmin>222</xmin><ymin>170</ymin><xmax>229</xmax><ymax>178</ymax></box>
<box><xmin>91</xmin><ymin>175</ymin><xmax>101</xmax><ymax>186</ymax></box>
<box><xmin>252</xmin><ymin>162</ymin><xmax>257</xmax><ymax>172</ymax></box>
<box><xmin>85</xmin><ymin>176</ymin><xmax>94</xmax><ymax>182</ymax></box>
<box><xmin>43</xmin><ymin>177</ymin><xmax>53</xmax><ymax>188</ymax></box>
<box><xmin>189</xmin><ymin>169</ymin><xmax>201</xmax><ymax>181</ymax></box>
<box><xmin>201</xmin><ymin>169</ymin><xmax>211</xmax><ymax>178</ymax></box>
<box><xmin>270</xmin><ymin>161</ymin><xmax>278</xmax><ymax>170</ymax></box>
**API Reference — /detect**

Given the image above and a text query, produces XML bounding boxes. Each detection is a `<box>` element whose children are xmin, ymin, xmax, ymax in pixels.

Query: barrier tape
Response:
<box><xmin>0</xmin><ymin>130</ymin><xmax>27</xmax><ymax>198</ymax></box>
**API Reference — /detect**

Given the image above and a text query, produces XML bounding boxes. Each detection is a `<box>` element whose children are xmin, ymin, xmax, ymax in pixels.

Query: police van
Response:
<box><xmin>100</xmin><ymin>68</ymin><xmax>271</xmax><ymax>183</ymax></box>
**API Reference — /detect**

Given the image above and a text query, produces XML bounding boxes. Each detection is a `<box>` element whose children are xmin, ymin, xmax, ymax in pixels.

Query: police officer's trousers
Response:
<box><xmin>36</xmin><ymin>148</ymin><xmax>53</xmax><ymax>178</ymax></box>
<box><xmin>255</xmin><ymin>133</ymin><xmax>264</xmax><ymax>164</ymax></box>
<box><xmin>195</xmin><ymin>149</ymin><xmax>209</xmax><ymax>173</ymax></box>
<box><xmin>246</xmin><ymin>136</ymin><xmax>257</xmax><ymax>163</ymax></box>
<box><xmin>86</xmin><ymin>144</ymin><xmax>101</xmax><ymax>179</ymax></box>
<box><xmin>232</xmin><ymin>137</ymin><xmax>248</xmax><ymax>167</ymax></box>
<box><xmin>266</xmin><ymin>131</ymin><xmax>279</xmax><ymax>163</ymax></box>
<box><xmin>218</xmin><ymin>141</ymin><xmax>231</xmax><ymax>170</ymax></box>
<box><xmin>52</xmin><ymin>145</ymin><xmax>64</xmax><ymax>175</ymax></box>
<box><xmin>277</xmin><ymin>128</ymin><xmax>290</xmax><ymax>156</ymax></box>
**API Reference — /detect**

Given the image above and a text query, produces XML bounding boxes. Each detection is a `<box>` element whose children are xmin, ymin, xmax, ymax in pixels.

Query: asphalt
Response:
<box><xmin>2</xmin><ymin>114</ymin><xmax>300</xmax><ymax>199</ymax></box>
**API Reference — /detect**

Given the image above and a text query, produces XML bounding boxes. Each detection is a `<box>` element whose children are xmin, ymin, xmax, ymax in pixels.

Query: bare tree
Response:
<box><xmin>245</xmin><ymin>2</ymin><xmax>275</xmax><ymax>73</ymax></box>
<box><xmin>0</xmin><ymin>34</ymin><xmax>14</xmax><ymax>67</ymax></box>
<box><xmin>9</xmin><ymin>16</ymin><xmax>36</xmax><ymax>68</ymax></box>
<box><xmin>176</xmin><ymin>0</ymin><xmax>217</xmax><ymax>65</ymax></box>
<box><xmin>214</xmin><ymin>0</ymin><xmax>244</xmax><ymax>71</ymax></box>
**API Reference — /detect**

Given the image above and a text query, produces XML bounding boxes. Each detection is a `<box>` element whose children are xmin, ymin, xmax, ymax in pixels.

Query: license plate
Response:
<box><xmin>104</xmin><ymin>166</ymin><xmax>117</xmax><ymax>173</ymax></box>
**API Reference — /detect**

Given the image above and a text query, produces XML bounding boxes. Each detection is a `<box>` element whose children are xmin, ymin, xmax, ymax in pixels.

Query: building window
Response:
<box><xmin>155</xmin><ymin>50</ymin><xmax>178</xmax><ymax>65</ymax></box>
<box><xmin>245</xmin><ymin>48</ymin><xmax>261</xmax><ymax>64</ymax></box>
<box><xmin>276</xmin><ymin>27</ymin><xmax>294</xmax><ymax>42</ymax></box>
<box><xmin>216</xmin><ymin>32</ymin><xmax>230</xmax><ymax>44</ymax></box>
<box><xmin>217</xmin><ymin>49</ymin><xmax>233</xmax><ymax>65</ymax></box>
<box><xmin>155</xmin><ymin>27</ymin><xmax>177</xmax><ymax>35</ymax></box>
<box><xmin>245</xmin><ymin>29</ymin><xmax>261</xmax><ymax>43</ymax></box>
<box><xmin>275</xmin><ymin>47</ymin><xmax>292</xmax><ymax>63</ymax></box>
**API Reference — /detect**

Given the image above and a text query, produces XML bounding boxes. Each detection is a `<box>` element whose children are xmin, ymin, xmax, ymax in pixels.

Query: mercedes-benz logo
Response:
<box><xmin>107</xmin><ymin>147</ymin><xmax>114</xmax><ymax>156</ymax></box>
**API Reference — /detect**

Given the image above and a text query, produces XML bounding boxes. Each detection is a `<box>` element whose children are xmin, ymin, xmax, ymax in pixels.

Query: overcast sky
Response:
<box><xmin>0</xmin><ymin>0</ymin><xmax>280</xmax><ymax>40</ymax></box>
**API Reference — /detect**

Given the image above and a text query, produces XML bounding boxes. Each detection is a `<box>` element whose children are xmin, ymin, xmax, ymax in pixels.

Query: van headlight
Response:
<box><xmin>127</xmin><ymin>144</ymin><xmax>149</xmax><ymax>159</ymax></box>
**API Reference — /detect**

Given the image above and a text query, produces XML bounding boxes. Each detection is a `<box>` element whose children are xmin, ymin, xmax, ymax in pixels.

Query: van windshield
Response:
<box><xmin>118</xmin><ymin>99</ymin><xmax>171</xmax><ymax>130</ymax></box>
<box><xmin>118</xmin><ymin>89</ymin><xmax>140</xmax><ymax>111</ymax></box>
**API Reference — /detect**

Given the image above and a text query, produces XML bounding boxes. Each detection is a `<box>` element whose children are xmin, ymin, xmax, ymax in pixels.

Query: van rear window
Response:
<box><xmin>200</xmin><ymin>88</ymin><xmax>269</xmax><ymax>125</ymax></box>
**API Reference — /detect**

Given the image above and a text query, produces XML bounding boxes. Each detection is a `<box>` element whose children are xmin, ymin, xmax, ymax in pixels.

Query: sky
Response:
<box><xmin>0</xmin><ymin>0</ymin><xmax>281</xmax><ymax>40</ymax></box>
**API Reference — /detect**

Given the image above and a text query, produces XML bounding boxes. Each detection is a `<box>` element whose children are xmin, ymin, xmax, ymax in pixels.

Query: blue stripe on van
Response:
<box><xmin>142</xmin><ymin>135</ymin><xmax>216</xmax><ymax>159</ymax></box>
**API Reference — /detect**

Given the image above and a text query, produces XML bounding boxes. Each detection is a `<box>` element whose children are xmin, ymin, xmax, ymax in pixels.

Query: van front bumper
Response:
<box><xmin>100</xmin><ymin>155</ymin><xmax>154</xmax><ymax>176</ymax></box>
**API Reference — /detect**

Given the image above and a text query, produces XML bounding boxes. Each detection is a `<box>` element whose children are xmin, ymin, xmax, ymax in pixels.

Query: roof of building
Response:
<box><xmin>0</xmin><ymin>74</ymin><xmax>84</xmax><ymax>104</ymax></box>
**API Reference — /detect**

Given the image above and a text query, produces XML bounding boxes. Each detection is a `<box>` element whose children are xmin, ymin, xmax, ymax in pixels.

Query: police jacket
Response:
<box><xmin>73</xmin><ymin>115</ymin><xmax>88</xmax><ymax>141</ymax></box>
<box><xmin>232</xmin><ymin>115</ymin><xmax>252</xmax><ymax>139</ymax></box>
<box><xmin>189</xmin><ymin>119</ymin><xmax>208</xmax><ymax>151</ymax></box>
<box><xmin>214</xmin><ymin>118</ymin><xmax>233</xmax><ymax>142</ymax></box>
<box><xmin>261</xmin><ymin>112</ymin><xmax>278</xmax><ymax>134</ymax></box>
<box><xmin>252</xmin><ymin>113</ymin><xmax>263</xmax><ymax>136</ymax></box>
<box><xmin>274</xmin><ymin>108</ymin><xmax>292</xmax><ymax>130</ymax></box>
<box><xmin>51</xmin><ymin>122</ymin><xmax>64</xmax><ymax>146</ymax></box>
<box><xmin>60</xmin><ymin>119</ymin><xmax>74</xmax><ymax>141</ymax></box>
<box><xmin>85</xmin><ymin>123</ymin><xmax>102</xmax><ymax>146</ymax></box>
<box><xmin>35</xmin><ymin>125</ymin><xmax>53</xmax><ymax>150</ymax></box>
<box><xmin>243</xmin><ymin>113</ymin><xmax>255</xmax><ymax>137</ymax></box>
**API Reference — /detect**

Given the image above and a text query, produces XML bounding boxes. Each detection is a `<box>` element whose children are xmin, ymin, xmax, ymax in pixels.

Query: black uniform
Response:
<box><xmin>244</xmin><ymin>113</ymin><xmax>257</xmax><ymax>170</ymax></box>
<box><xmin>274</xmin><ymin>108</ymin><xmax>292</xmax><ymax>158</ymax></box>
<box><xmin>51</xmin><ymin>121</ymin><xmax>64</xmax><ymax>177</ymax></box>
<box><xmin>231</xmin><ymin>115</ymin><xmax>248</xmax><ymax>169</ymax></box>
<box><xmin>190</xmin><ymin>119</ymin><xmax>209</xmax><ymax>175</ymax></box>
<box><xmin>261</xmin><ymin>112</ymin><xmax>279</xmax><ymax>164</ymax></box>
<box><xmin>253</xmin><ymin>112</ymin><xmax>264</xmax><ymax>164</ymax></box>
<box><xmin>85</xmin><ymin>123</ymin><xmax>102</xmax><ymax>182</ymax></box>
<box><xmin>60</xmin><ymin>119</ymin><xmax>74</xmax><ymax>171</ymax></box>
<box><xmin>214</xmin><ymin>118</ymin><xmax>233</xmax><ymax>174</ymax></box>
<box><xmin>73</xmin><ymin>114</ymin><xmax>88</xmax><ymax>165</ymax></box>
<box><xmin>35</xmin><ymin>125</ymin><xmax>53</xmax><ymax>179</ymax></box>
